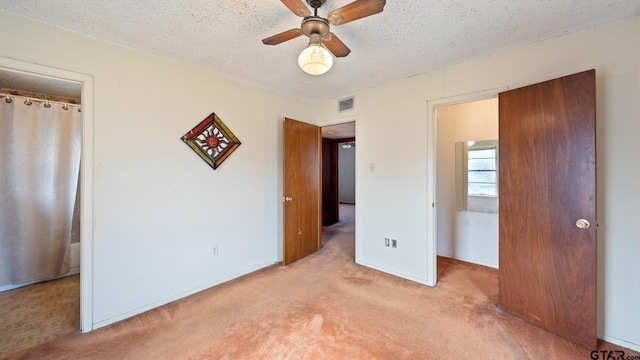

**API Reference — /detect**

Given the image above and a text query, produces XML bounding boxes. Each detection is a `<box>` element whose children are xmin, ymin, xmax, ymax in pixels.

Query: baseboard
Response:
<box><xmin>602</xmin><ymin>335</ymin><xmax>640</xmax><ymax>353</ymax></box>
<box><xmin>355</xmin><ymin>260</ymin><xmax>434</xmax><ymax>287</ymax></box>
<box><xmin>91</xmin><ymin>260</ymin><xmax>277</xmax><ymax>331</ymax></box>
<box><xmin>436</xmin><ymin>252</ymin><xmax>498</xmax><ymax>269</ymax></box>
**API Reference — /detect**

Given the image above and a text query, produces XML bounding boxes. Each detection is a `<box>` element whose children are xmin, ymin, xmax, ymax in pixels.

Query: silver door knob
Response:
<box><xmin>285</xmin><ymin>196</ymin><xmax>293</xmax><ymax>202</ymax></box>
<box><xmin>576</xmin><ymin>219</ymin><xmax>590</xmax><ymax>229</ymax></box>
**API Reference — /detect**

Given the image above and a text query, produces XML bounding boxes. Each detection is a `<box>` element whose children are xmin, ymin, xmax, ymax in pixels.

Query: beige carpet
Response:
<box><xmin>5</xmin><ymin>205</ymin><xmax>637</xmax><ymax>359</ymax></box>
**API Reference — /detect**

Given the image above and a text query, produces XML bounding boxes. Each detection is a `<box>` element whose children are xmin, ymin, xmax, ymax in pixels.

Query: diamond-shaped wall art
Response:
<box><xmin>181</xmin><ymin>112</ymin><xmax>241</xmax><ymax>170</ymax></box>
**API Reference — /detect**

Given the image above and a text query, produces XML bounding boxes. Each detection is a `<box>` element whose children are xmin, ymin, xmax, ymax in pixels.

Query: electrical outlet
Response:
<box><xmin>384</xmin><ymin>238</ymin><xmax>390</xmax><ymax>247</ymax></box>
<box><xmin>211</xmin><ymin>245</ymin><xmax>219</xmax><ymax>257</ymax></box>
<box><xmin>391</xmin><ymin>239</ymin><xmax>397</xmax><ymax>248</ymax></box>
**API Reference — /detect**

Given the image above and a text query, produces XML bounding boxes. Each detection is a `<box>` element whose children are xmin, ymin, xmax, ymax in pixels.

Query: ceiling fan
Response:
<box><xmin>262</xmin><ymin>0</ymin><xmax>386</xmax><ymax>75</ymax></box>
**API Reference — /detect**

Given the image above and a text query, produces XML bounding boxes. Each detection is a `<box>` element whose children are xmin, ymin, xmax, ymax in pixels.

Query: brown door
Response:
<box><xmin>283</xmin><ymin>118</ymin><xmax>322</xmax><ymax>265</ymax></box>
<box><xmin>498</xmin><ymin>70</ymin><xmax>596</xmax><ymax>349</ymax></box>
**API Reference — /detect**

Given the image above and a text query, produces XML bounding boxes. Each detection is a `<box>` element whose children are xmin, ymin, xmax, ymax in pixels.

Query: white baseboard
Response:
<box><xmin>437</xmin><ymin>252</ymin><xmax>498</xmax><ymax>269</ymax></box>
<box><xmin>355</xmin><ymin>259</ymin><xmax>433</xmax><ymax>287</ymax></box>
<box><xmin>91</xmin><ymin>261</ymin><xmax>277</xmax><ymax>330</ymax></box>
<box><xmin>602</xmin><ymin>335</ymin><xmax>640</xmax><ymax>353</ymax></box>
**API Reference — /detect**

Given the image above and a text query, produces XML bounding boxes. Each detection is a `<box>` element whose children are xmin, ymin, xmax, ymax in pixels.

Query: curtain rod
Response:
<box><xmin>1</xmin><ymin>93</ymin><xmax>82</xmax><ymax>112</ymax></box>
<box><xmin>0</xmin><ymin>87</ymin><xmax>81</xmax><ymax>105</ymax></box>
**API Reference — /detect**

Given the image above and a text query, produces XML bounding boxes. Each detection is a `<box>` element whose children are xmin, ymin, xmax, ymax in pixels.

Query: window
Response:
<box><xmin>467</xmin><ymin>145</ymin><xmax>497</xmax><ymax>196</ymax></box>
<box><xmin>455</xmin><ymin>140</ymin><xmax>499</xmax><ymax>214</ymax></box>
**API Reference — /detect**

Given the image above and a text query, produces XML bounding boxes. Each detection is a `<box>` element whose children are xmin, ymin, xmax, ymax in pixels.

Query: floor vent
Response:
<box><xmin>338</xmin><ymin>96</ymin><xmax>354</xmax><ymax>112</ymax></box>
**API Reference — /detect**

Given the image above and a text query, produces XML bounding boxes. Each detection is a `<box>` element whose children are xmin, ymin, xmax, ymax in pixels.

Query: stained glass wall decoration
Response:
<box><xmin>181</xmin><ymin>112</ymin><xmax>241</xmax><ymax>170</ymax></box>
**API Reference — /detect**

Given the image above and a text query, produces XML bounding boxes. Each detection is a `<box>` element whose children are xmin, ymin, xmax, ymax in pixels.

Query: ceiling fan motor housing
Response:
<box><xmin>301</xmin><ymin>17</ymin><xmax>330</xmax><ymax>37</ymax></box>
<box><xmin>262</xmin><ymin>0</ymin><xmax>386</xmax><ymax>59</ymax></box>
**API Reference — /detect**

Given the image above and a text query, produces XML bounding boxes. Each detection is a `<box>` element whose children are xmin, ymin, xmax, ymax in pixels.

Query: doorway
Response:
<box><xmin>0</xmin><ymin>69</ymin><xmax>82</xmax><ymax>290</ymax></box>
<box><xmin>0</xmin><ymin>68</ymin><xmax>81</xmax><ymax>356</ymax></box>
<box><xmin>427</xmin><ymin>71</ymin><xmax>597</xmax><ymax>348</ymax></box>
<box><xmin>0</xmin><ymin>57</ymin><xmax>95</xmax><ymax>332</ymax></box>
<box><xmin>320</xmin><ymin>120</ymin><xmax>356</xmax><ymax>254</ymax></box>
<box><xmin>426</xmin><ymin>88</ymin><xmax>507</xmax><ymax>286</ymax></box>
<box><xmin>281</xmin><ymin>118</ymin><xmax>357</xmax><ymax>265</ymax></box>
<box><xmin>435</xmin><ymin>98</ymin><xmax>499</xmax><ymax>269</ymax></box>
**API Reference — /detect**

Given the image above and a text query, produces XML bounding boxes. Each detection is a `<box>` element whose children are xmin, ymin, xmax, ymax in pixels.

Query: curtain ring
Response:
<box><xmin>62</xmin><ymin>103</ymin><xmax>69</xmax><ymax>111</ymax></box>
<box><xmin>44</xmin><ymin>100</ymin><xmax>52</xmax><ymax>108</ymax></box>
<box><xmin>4</xmin><ymin>96</ymin><xmax>12</xmax><ymax>103</ymax></box>
<box><xmin>24</xmin><ymin>98</ymin><xmax>33</xmax><ymax>106</ymax></box>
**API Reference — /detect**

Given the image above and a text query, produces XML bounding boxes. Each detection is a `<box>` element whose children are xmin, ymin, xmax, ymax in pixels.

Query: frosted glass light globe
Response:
<box><xmin>298</xmin><ymin>44</ymin><xmax>333</xmax><ymax>75</ymax></box>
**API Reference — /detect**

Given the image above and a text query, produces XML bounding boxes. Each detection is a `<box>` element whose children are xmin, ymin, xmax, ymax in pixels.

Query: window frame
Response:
<box><xmin>467</xmin><ymin>145</ymin><xmax>498</xmax><ymax>197</ymax></box>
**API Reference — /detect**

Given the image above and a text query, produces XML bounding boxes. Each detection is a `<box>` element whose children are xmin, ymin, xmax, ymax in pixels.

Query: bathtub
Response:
<box><xmin>0</xmin><ymin>242</ymin><xmax>80</xmax><ymax>292</ymax></box>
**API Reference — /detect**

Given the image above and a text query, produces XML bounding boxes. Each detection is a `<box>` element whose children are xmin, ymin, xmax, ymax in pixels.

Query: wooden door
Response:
<box><xmin>498</xmin><ymin>70</ymin><xmax>596</xmax><ymax>349</ymax></box>
<box><xmin>283</xmin><ymin>118</ymin><xmax>322</xmax><ymax>265</ymax></box>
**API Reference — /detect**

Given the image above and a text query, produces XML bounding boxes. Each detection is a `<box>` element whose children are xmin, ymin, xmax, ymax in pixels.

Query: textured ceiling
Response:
<box><xmin>322</xmin><ymin>122</ymin><xmax>356</xmax><ymax>139</ymax></box>
<box><xmin>0</xmin><ymin>1</ymin><xmax>638</xmax><ymax>102</ymax></box>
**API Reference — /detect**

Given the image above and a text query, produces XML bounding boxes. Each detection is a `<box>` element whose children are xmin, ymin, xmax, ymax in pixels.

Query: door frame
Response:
<box><xmin>426</xmin><ymin>88</ymin><xmax>508</xmax><ymax>286</ymax></box>
<box><xmin>0</xmin><ymin>56</ymin><xmax>95</xmax><ymax>332</ymax></box>
<box><xmin>317</xmin><ymin>116</ymin><xmax>359</xmax><ymax>260</ymax></box>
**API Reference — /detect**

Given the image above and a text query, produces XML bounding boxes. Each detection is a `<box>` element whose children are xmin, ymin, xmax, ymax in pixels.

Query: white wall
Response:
<box><xmin>338</xmin><ymin>145</ymin><xmax>356</xmax><ymax>203</ymax></box>
<box><xmin>0</xmin><ymin>10</ymin><xmax>312</xmax><ymax>329</ymax></box>
<box><xmin>312</xmin><ymin>17</ymin><xmax>640</xmax><ymax>350</ymax></box>
<box><xmin>436</xmin><ymin>100</ymin><xmax>499</xmax><ymax>268</ymax></box>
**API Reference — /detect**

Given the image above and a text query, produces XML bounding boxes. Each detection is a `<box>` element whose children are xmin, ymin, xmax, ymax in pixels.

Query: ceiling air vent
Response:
<box><xmin>338</xmin><ymin>96</ymin><xmax>354</xmax><ymax>112</ymax></box>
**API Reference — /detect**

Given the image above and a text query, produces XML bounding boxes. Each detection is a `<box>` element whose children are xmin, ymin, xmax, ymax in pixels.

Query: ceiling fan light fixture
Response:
<box><xmin>298</xmin><ymin>33</ymin><xmax>333</xmax><ymax>75</ymax></box>
<box><xmin>263</xmin><ymin>0</ymin><xmax>386</xmax><ymax>72</ymax></box>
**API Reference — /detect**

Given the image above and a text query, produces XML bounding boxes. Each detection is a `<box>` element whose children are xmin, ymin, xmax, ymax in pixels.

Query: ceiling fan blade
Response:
<box><xmin>281</xmin><ymin>0</ymin><xmax>311</xmax><ymax>17</ymax></box>
<box><xmin>328</xmin><ymin>0</ymin><xmax>386</xmax><ymax>26</ymax></box>
<box><xmin>262</xmin><ymin>28</ymin><xmax>303</xmax><ymax>45</ymax></box>
<box><xmin>322</xmin><ymin>32</ymin><xmax>351</xmax><ymax>57</ymax></box>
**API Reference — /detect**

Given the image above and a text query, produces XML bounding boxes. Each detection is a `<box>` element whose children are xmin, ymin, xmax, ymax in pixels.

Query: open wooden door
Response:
<box><xmin>498</xmin><ymin>70</ymin><xmax>596</xmax><ymax>349</ymax></box>
<box><xmin>283</xmin><ymin>118</ymin><xmax>322</xmax><ymax>265</ymax></box>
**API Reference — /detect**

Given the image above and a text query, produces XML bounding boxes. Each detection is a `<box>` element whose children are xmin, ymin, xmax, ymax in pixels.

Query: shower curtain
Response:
<box><xmin>0</xmin><ymin>95</ymin><xmax>81</xmax><ymax>286</ymax></box>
